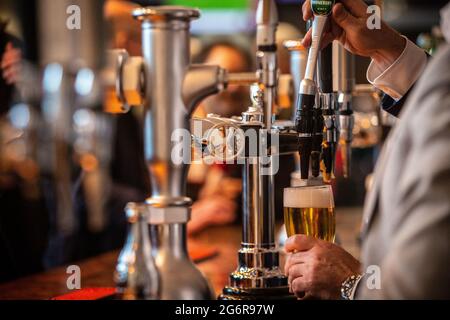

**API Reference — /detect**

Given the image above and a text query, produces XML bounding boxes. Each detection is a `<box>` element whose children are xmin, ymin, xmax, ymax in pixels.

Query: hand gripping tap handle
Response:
<box><xmin>295</xmin><ymin>0</ymin><xmax>335</xmax><ymax>180</ymax></box>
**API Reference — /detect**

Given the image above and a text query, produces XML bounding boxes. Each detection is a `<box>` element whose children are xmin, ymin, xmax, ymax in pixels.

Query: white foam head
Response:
<box><xmin>284</xmin><ymin>185</ymin><xmax>334</xmax><ymax>208</ymax></box>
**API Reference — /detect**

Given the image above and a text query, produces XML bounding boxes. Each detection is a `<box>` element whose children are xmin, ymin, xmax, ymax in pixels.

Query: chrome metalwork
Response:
<box><xmin>333</xmin><ymin>41</ymin><xmax>355</xmax><ymax>178</ymax></box>
<box><xmin>284</xmin><ymin>40</ymin><xmax>307</xmax><ymax>121</ymax></box>
<box><xmin>132</xmin><ymin>6</ymin><xmax>223</xmax><ymax>300</ymax></box>
<box><xmin>115</xmin><ymin>203</ymin><xmax>160</xmax><ymax>300</ymax></box>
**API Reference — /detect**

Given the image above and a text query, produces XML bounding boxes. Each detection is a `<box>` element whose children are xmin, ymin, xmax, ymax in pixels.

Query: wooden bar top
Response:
<box><xmin>0</xmin><ymin>207</ymin><xmax>362</xmax><ymax>300</ymax></box>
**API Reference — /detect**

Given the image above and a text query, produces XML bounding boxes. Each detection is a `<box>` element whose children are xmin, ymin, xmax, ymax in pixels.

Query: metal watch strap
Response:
<box><xmin>341</xmin><ymin>274</ymin><xmax>363</xmax><ymax>300</ymax></box>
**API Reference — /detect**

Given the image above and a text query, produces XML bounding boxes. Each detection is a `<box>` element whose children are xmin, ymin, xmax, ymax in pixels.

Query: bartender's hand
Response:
<box><xmin>285</xmin><ymin>234</ymin><xmax>361</xmax><ymax>300</ymax></box>
<box><xmin>302</xmin><ymin>0</ymin><xmax>406</xmax><ymax>68</ymax></box>
<box><xmin>1</xmin><ymin>42</ymin><xmax>22</xmax><ymax>85</ymax></box>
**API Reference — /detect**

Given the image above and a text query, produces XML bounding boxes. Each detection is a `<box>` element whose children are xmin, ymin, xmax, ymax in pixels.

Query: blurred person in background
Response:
<box><xmin>0</xmin><ymin>18</ymin><xmax>21</xmax><ymax>114</ymax></box>
<box><xmin>0</xmin><ymin>18</ymin><xmax>49</xmax><ymax>283</ymax></box>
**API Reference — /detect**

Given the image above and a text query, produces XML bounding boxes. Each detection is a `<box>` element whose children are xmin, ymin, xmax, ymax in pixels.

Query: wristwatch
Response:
<box><xmin>341</xmin><ymin>274</ymin><xmax>363</xmax><ymax>300</ymax></box>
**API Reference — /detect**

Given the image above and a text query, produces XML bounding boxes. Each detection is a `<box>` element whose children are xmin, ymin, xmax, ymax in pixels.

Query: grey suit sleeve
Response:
<box><xmin>358</xmin><ymin>88</ymin><xmax>450</xmax><ymax>299</ymax></box>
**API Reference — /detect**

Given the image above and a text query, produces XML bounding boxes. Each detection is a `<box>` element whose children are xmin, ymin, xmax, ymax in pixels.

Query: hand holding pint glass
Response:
<box><xmin>283</xmin><ymin>184</ymin><xmax>335</xmax><ymax>242</ymax></box>
<box><xmin>283</xmin><ymin>184</ymin><xmax>361</xmax><ymax>299</ymax></box>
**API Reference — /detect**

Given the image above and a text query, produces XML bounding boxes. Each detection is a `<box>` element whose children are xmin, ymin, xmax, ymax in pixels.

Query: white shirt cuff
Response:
<box><xmin>366</xmin><ymin>36</ymin><xmax>427</xmax><ymax>100</ymax></box>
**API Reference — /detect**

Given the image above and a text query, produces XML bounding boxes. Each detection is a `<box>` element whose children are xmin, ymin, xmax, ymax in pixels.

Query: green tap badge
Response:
<box><xmin>311</xmin><ymin>0</ymin><xmax>335</xmax><ymax>16</ymax></box>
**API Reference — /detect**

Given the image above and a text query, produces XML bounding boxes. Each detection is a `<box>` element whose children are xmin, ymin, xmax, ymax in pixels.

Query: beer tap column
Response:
<box><xmin>220</xmin><ymin>1</ymin><xmax>294</xmax><ymax>300</ymax></box>
<box><xmin>254</xmin><ymin>0</ymin><xmax>278</xmax><ymax>254</ymax></box>
<box><xmin>295</xmin><ymin>0</ymin><xmax>334</xmax><ymax>180</ymax></box>
<box><xmin>318</xmin><ymin>43</ymin><xmax>338</xmax><ymax>182</ymax></box>
<box><xmin>256</xmin><ymin>0</ymin><xmax>278</xmax><ymax>128</ymax></box>
<box><xmin>333</xmin><ymin>42</ymin><xmax>355</xmax><ymax>178</ymax></box>
<box><xmin>132</xmin><ymin>7</ymin><xmax>229</xmax><ymax>300</ymax></box>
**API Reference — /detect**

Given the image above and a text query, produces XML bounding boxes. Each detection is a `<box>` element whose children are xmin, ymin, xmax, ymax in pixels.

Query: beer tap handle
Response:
<box><xmin>295</xmin><ymin>0</ymin><xmax>335</xmax><ymax>180</ymax></box>
<box><xmin>318</xmin><ymin>43</ymin><xmax>333</xmax><ymax>94</ymax></box>
<box><xmin>333</xmin><ymin>42</ymin><xmax>355</xmax><ymax>178</ymax></box>
<box><xmin>318</xmin><ymin>43</ymin><xmax>338</xmax><ymax>182</ymax></box>
<box><xmin>256</xmin><ymin>0</ymin><xmax>278</xmax><ymax>128</ymax></box>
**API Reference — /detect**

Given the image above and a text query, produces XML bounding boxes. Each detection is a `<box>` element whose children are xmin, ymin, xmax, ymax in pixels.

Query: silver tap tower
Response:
<box><xmin>132</xmin><ymin>6</ymin><xmax>229</xmax><ymax>300</ymax></box>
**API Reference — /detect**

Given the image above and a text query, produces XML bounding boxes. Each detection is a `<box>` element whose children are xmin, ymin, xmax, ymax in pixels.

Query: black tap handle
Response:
<box><xmin>295</xmin><ymin>93</ymin><xmax>315</xmax><ymax>133</ymax></box>
<box><xmin>295</xmin><ymin>93</ymin><xmax>316</xmax><ymax>180</ymax></box>
<box><xmin>318</xmin><ymin>43</ymin><xmax>333</xmax><ymax>94</ymax></box>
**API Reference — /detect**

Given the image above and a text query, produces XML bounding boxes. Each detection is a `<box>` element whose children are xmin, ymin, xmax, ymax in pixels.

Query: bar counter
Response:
<box><xmin>0</xmin><ymin>208</ymin><xmax>363</xmax><ymax>300</ymax></box>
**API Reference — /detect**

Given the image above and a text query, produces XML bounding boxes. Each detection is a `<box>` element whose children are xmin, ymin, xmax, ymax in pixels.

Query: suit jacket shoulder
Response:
<box><xmin>358</xmin><ymin>44</ymin><xmax>450</xmax><ymax>299</ymax></box>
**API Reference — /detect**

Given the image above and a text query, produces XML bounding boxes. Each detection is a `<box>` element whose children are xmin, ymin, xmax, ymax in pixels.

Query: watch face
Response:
<box><xmin>311</xmin><ymin>0</ymin><xmax>335</xmax><ymax>16</ymax></box>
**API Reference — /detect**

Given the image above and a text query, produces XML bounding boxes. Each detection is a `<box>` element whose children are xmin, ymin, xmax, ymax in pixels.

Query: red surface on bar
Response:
<box><xmin>52</xmin><ymin>288</ymin><xmax>116</xmax><ymax>300</ymax></box>
<box><xmin>50</xmin><ymin>246</ymin><xmax>217</xmax><ymax>300</ymax></box>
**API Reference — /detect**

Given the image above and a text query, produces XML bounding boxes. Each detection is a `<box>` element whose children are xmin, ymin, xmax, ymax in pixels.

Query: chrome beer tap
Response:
<box><xmin>256</xmin><ymin>0</ymin><xmax>278</xmax><ymax>128</ymax></box>
<box><xmin>295</xmin><ymin>0</ymin><xmax>335</xmax><ymax>180</ymax></box>
<box><xmin>190</xmin><ymin>1</ymin><xmax>296</xmax><ymax>300</ymax></box>
<box><xmin>131</xmin><ymin>6</ymin><xmax>237</xmax><ymax>300</ymax></box>
<box><xmin>220</xmin><ymin>0</ymin><xmax>296</xmax><ymax>300</ymax></box>
<box><xmin>220</xmin><ymin>85</ymin><xmax>289</xmax><ymax>300</ymax></box>
<box><xmin>333</xmin><ymin>41</ymin><xmax>355</xmax><ymax>178</ymax></box>
<box><xmin>318</xmin><ymin>43</ymin><xmax>339</xmax><ymax>183</ymax></box>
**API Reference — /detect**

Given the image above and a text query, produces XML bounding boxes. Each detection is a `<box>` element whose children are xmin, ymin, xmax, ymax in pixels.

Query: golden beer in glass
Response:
<box><xmin>283</xmin><ymin>185</ymin><xmax>336</xmax><ymax>242</ymax></box>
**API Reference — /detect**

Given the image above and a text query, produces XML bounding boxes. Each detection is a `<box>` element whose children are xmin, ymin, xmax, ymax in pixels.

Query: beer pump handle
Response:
<box><xmin>256</xmin><ymin>0</ymin><xmax>278</xmax><ymax>128</ymax></box>
<box><xmin>318</xmin><ymin>43</ymin><xmax>333</xmax><ymax>94</ymax></box>
<box><xmin>333</xmin><ymin>42</ymin><xmax>355</xmax><ymax>178</ymax></box>
<box><xmin>295</xmin><ymin>0</ymin><xmax>335</xmax><ymax>180</ymax></box>
<box><xmin>319</xmin><ymin>43</ymin><xmax>338</xmax><ymax>182</ymax></box>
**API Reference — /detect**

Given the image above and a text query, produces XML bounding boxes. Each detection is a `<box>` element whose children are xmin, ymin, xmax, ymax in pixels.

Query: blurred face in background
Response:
<box><xmin>201</xmin><ymin>44</ymin><xmax>251</xmax><ymax>118</ymax></box>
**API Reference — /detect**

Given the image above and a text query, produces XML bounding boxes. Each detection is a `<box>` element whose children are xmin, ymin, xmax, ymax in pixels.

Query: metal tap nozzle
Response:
<box><xmin>333</xmin><ymin>41</ymin><xmax>355</xmax><ymax>178</ymax></box>
<box><xmin>338</xmin><ymin>92</ymin><xmax>354</xmax><ymax>178</ymax></box>
<box><xmin>321</xmin><ymin>93</ymin><xmax>339</xmax><ymax>182</ymax></box>
<box><xmin>318</xmin><ymin>43</ymin><xmax>338</xmax><ymax>182</ymax></box>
